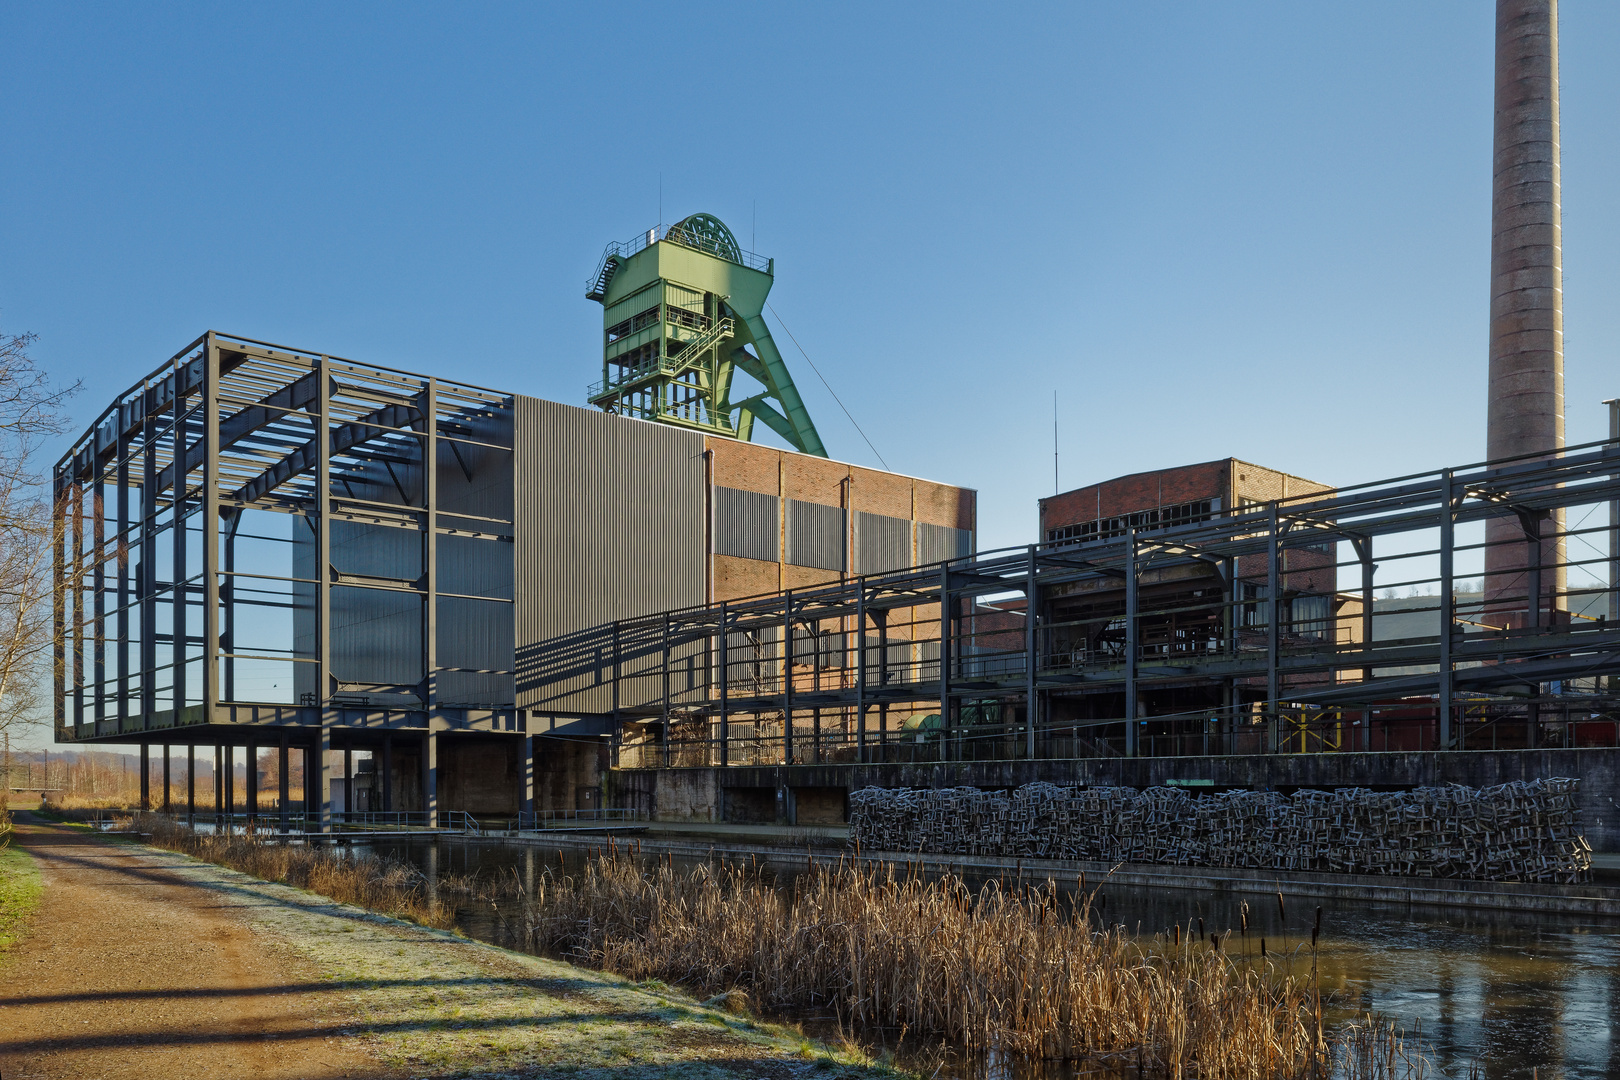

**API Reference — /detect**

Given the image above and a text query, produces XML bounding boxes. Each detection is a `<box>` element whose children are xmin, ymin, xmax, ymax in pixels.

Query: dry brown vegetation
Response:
<box><xmin>523</xmin><ymin>849</ymin><xmax>1441</xmax><ymax>1079</ymax></box>
<box><xmin>136</xmin><ymin>814</ymin><xmax>454</xmax><ymax>929</ymax></box>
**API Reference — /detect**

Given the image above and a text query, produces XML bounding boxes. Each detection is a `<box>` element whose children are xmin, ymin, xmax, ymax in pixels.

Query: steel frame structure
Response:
<box><xmin>533</xmin><ymin>440</ymin><xmax>1620</xmax><ymax>769</ymax></box>
<box><xmin>53</xmin><ymin>332</ymin><xmax>518</xmax><ymax>826</ymax></box>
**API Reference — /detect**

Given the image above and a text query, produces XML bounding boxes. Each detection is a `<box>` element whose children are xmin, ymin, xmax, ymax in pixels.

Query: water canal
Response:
<box><xmin>351</xmin><ymin>836</ymin><xmax>1616</xmax><ymax>1078</ymax></box>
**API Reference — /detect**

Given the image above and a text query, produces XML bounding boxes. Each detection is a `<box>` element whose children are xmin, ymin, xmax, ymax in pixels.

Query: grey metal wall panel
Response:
<box><xmin>513</xmin><ymin>397</ymin><xmax>706</xmax><ymax>713</ymax></box>
<box><xmin>331</xmin><ymin>519</ymin><xmax>421</xmax><ymax>581</ymax></box>
<box><xmin>438</xmin><ymin>533</ymin><xmax>514</xmax><ymax>599</ymax></box>
<box><xmin>714</xmin><ymin>486</ymin><xmax>780</xmax><ymax>562</ymax></box>
<box><xmin>437</xmin><ymin>595</ymin><xmax>515</xmax><ymax>705</ymax></box>
<box><xmin>917</xmin><ymin>522</ymin><xmax>974</xmax><ymax>566</ymax></box>
<box><xmin>329</xmin><ymin>585</ymin><xmax>423</xmax><ymax>705</ymax></box>
<box><xmin>854</xmin><ymin>510</ymin><xmax>912</xmax><ymax>575</ymax></box>
<box><xmin>786</xmin><ymin>499</ymin><xmax>844</xmax><ymax>571</ymax></box>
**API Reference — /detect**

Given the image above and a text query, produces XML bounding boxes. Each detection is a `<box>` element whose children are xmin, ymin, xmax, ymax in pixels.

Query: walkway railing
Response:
<box><xmin>514</xmin><ymin>808</ymin><xmax>647</xmax><ymax>831</ymax></box>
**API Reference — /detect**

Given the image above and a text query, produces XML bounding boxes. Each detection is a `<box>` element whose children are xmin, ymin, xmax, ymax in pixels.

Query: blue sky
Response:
<box><xmin>4</xmin><ymin>1</ymin><xmax>1619</xmax><ymax>557</ymax></box>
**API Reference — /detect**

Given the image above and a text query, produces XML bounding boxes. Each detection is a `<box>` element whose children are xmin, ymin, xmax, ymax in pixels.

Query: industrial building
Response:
<box><xmin>50</xmin><ymin>3</ymin><xmax>1620</xmax><ymax>849</ymax></box>
<box><xmin>51</xmin><ymin>215</ymin><xmax>973</xmax><ymax>826</ymax></box>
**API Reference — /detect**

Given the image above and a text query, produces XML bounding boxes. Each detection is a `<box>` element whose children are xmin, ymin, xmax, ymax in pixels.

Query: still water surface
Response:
<box><xmin>353</xmin><ymin>837</ymin><xmax>1618</xmax><ymax>1079</ymax></box>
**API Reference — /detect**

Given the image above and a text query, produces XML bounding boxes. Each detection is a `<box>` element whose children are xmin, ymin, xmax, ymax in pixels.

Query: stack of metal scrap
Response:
<box><xmin>846</xmin><ymin>778</ymin><xmax>1591</xmax><ymax>884</ymax></box>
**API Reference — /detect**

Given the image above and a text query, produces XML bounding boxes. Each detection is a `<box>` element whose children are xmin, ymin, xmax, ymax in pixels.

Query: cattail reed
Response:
<box><xmin>522</xmin><ymin>848</ymin><xmax>1366</xmax><ymax>1076</ymax></box>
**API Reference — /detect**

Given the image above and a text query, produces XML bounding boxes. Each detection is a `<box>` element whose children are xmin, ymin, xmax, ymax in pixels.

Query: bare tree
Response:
<box><xmin>0</xmin><ymin>331</ymin><xmax>78</xmax><ymax>744</ymax></box>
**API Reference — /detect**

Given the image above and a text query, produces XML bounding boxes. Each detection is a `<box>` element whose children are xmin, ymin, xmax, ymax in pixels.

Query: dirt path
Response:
<box><xmin>0</xmin><ymin>815</ymin><xmax>382</xmax><ymax>1080</ymax></box>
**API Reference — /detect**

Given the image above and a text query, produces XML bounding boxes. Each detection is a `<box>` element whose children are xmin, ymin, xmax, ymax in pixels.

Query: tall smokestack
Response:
<box><xmin>1486</xmin><ymin>0</ymin><xmax>1564</xmax><ymax>622</ymax></box>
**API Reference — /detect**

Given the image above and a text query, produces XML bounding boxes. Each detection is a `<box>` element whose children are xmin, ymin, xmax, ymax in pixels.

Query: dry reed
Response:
<box><xmin>520</xmin><ymin>848</ymin><xmax>1421</xmax><ymax>1077</ymax></box>
<box><xmin>136</xmin><ymin>813</ymin><xmax>455</xmax><ymax>929</ymax></box>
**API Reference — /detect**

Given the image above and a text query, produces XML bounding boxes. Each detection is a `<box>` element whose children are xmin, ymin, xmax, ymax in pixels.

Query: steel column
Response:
<box><xmin>139</xmin><ymin>405</ymin><xmax>157</xmax><ymax>724</ymax></box>
<box><xmin>939</xmin><ymin>564</ymin><xmax>953</xmax><ymax>761</ymax></box>
<box><xmin>661</xmin><ymin>615</ymin><xmax>672</xmax><ymax>768</ymax></box>
<box><xmin>1024</xmin><ymin>544</ymin><xmax>1038</xmax><ymax>759</ymax></box>
<box><xmin>172</xmin><ymin>361</ymin><xmax>186</xmax><ymax>716</ymax></box>
<box><xmin>51</xmin><ymin>478</ymin><xmax>65</xmax><ymax>733</ymax></box>
<box><xmin>186</xmin><ymin>743</ymin><xmax>195</xmax><ymax>825</ymax></box>
<box><xmin>1124</xmin><ymin>526</ymin><xmax>1138</xmax><ymax>757</ymax></box>
<box><xmin>202</xmin><ymin>334</ymin><xmax>221</xmax><ymax>722</ymax></box>
<box><xmin>315</xmin><ymin>357</ymin><xmax>332</xmax><ymax>831</ymax></box>
<box><xmin>1266</xmin><ymin>504</ymin><xmax>1281</xmax><ymax>750</ymax></box>
<box><xmin>139</xmin><ymin>743</ymin><xmax>149</xmax><ymax>810</ymax></box>
<box><xmin>92</xmin><ymin>473</ymin><xmax>104</xmax><ymax>725</ymax></box>
<box><xmin>782</xmin><ymin>592</ymin><xmax>794</xmax><ymax>765</ymax></box>
<box><xmin>854</xmin><ymin>588</ymin><xmax>866</xmax><ymax>762</ymax></box>
<box><xmin>610</xmin><ymin>621</ymin><xmax>621</xmax><ymax>767</ymax></box>
<box><xmin>424</xmin><ymin>380</ymin><xmax>438</xmax><ymax>712</ymax></box>
<box><xmin>115</xmin><ymin>422</ymin><xmax>129</xmax><ymax>732</ymax></box>
<box><xmin>161</xmin><ymin>744</ymin><xmax>171</xmax><ymax>813</ymax></box>
<box><xmin>1609</xmin><ymin>396</ymin><xmax>1620</xmax><ymax>626</ymax></box>
<box><xmin>1438</xmin><ymin>471</ymin><xmax>1456</xmax><ymax>749</ymax></box>
<box><xmin>717</xmin><ymin>604</ymin><xmax>729</xmax><ymax>767</ymax></box>
<box><xmin>1354</xmin><ymin>537</ymin><xmax>1375</xmax><ymax>752</ymax></box>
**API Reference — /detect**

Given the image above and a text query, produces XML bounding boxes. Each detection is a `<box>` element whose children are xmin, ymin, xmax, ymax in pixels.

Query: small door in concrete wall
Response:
<box><xmin>723</xmin><ymin>786</ymin><xmax>777</xmax><ymax>824</ymax></box>
<box><xmin>792</xmin><ymin>786</ymin><xmax>847</xmax><ymax>825</ymax></box>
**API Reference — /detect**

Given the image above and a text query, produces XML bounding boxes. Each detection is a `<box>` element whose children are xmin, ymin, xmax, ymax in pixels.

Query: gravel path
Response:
<box><xmin>0</xmin><ymin>814</ymin><xmax>379</xmax><ymax>1079</ymax></box>
<box><xmin>0</xmin><ymin>815</ymin><xmax>895</xmax><ymax>1079</ymax></box>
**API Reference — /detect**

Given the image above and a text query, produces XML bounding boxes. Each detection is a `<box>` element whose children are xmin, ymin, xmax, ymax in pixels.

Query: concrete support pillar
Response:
<box><xmin>422</xmin><ymin>730</ymin><xmax>438</xmax><ymax>828</ymax></box>
<box><xmin>318</xmin><ymin>723</ymin><xmax>332</xmax><ymax>833</ymax></box>
<box><xmin>278</xmin><ymin>733</ymin><xmax>290</xmax><ymax>834</ymax></box>
<box><xmin>213</xmin><ymin>745</ymin><xmax>223</xmax><ymax>822</ymax></box>
<box><xmin>1485</xmin><ymin>0</ymin><xmax>1565</xmax><ymax>619</ymax></box>
<box><xmin>522</xmin><ymin>733</ymin><xmax>535</xmax><ymax>824</ymax></box>
<box><xmin>224</xmin><ymin>746</ymin><xmax>235</xmax><ymax>825</ymax></box>
<box><xmin>382</xmin><ymin>732</ymin><xmax>394</xmax><ymax>814</ymax></box>
<box><xmin>246</xmin><ymin>743</ymin><xmax>258</xmax><ymax>818</ymax></box>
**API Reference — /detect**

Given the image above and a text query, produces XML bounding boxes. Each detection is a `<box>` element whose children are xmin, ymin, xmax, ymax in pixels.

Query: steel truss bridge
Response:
<box><xmin>529</xmin><ymin>440</ymin><xmax>1620</xmax><ymax>768</ymax></box>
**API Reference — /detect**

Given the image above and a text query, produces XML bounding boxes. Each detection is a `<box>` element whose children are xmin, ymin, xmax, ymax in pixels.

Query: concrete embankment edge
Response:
<box><xmin>491</xmin><ymin>831</ymin><xmax>1620</xmax><ymax>918</ymax></box>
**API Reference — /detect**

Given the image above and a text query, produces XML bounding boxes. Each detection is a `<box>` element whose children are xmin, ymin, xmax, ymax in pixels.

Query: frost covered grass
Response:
<box><xmin>0</xmin><ymin>808</ymin><xmax>43</xmax><ymax>956</ymax></box>
<box><xmin>137</xmin><ymin>812</ymin><xmax>455</xmax><ymax>928</ymax></box>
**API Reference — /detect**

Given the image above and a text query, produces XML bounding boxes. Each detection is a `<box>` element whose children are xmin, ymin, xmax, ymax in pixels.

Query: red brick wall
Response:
<box><xmin>1040</xmin><ymin>459</ymin><xmax>1230</xmax><ymax>536</ymax></box>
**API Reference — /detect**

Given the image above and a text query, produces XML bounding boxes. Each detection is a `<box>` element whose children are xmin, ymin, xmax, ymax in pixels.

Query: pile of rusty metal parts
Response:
<box><xmin>847</xmin><ymin>778</ymin><xmax>1591</xmax><ymax>883</ymax></box>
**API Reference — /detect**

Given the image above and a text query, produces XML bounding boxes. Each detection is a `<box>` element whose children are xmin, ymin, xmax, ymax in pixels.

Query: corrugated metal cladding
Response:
<box><xmin>786</xmin><ymin>499</ymin><xmax>844</xmax><ymax>571</ymax></box>
<box><xmin>917</xmin><ymin>522</ymin><xmax>974</xmax><ymax>566</ymax></box>
<box><xmin>331</xmin><ymin>586</ymin><xmax>423</xmax><ymax>707</ymax></box>
<box><xmin>437</xmin><ymin>595</ymin><xmax>514</xmax><ymax>705</ymax></box>
<box><xmin>437</xmin><ymin>533</ymin><xmax>513</xmax><ymax>598</ymax></box>
<box><xmin>854</xmin><ymin>511</ymin><xmax>912</xmax><ymax>575</ymax></box>
<box><xmin>331</xmin><ymin>520</ymin><xmax>421</xmax><ymax>580</ymax></box>
<box><xmin>714</xmin><ymin>486</ymin><xmax>780</xmax><ymax>562</ymax></box>
<box><xmin>513</xmin><ymin>397</ymin><xmax>705</xmax><ymax>713</ymax></box>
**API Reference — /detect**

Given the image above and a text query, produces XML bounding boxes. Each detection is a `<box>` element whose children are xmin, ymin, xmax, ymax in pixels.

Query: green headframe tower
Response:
<box><xmin>585</xmin><ymin>213</ymin><xmax>826</xmax><ymax>457</ymax></box>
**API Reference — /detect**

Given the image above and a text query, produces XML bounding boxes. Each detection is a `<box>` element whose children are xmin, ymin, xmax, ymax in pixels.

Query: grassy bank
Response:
<box><xmin>114</xmin><ymin>826</ymin><xmax>906</xmax><ymax>1077</ymax></box>
<box><xmin>136</xmin><ymin>813</ymin><xmax>455</xmax><ymax>928</ymax></box>
<box><xmin>0</xmin><ymin>809</ymin><xmax>44</xmax><ymax>956</ymax></box>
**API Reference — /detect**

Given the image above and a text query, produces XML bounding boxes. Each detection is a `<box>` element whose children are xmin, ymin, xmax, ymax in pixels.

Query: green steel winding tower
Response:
<box><xmin>585</xmin><ymin>213</ymin><xmax>826</xmax><ymax>457</ymax></box>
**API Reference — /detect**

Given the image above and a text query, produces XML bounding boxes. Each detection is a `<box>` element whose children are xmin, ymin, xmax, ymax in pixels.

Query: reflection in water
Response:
<box><xmin>348</xmin><ymin>838</ymin><xmax>1618</xmax><ymax>1079</ymax></box>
